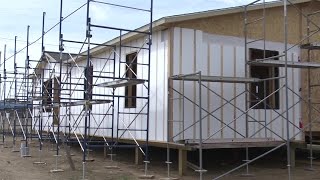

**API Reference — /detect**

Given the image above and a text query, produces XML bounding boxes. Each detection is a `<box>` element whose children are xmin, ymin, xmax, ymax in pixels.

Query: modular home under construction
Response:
<box><xmin>2</xmin><ymin>0</ymin><xmax>320</xmax><ymax>179</ymax></box>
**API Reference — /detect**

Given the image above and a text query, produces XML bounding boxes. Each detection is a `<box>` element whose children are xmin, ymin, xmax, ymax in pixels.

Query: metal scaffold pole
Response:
<box><xmin>283</xmin><ymin>1</ymin><xmax>291</xmax><ymax>179</ymax></box>
<box><xmin>40</xmin><ymin>11</ymin><xmax>46</xmax><ymax>154</ymax></box>
<box><xmin>12</xmin><ymin>36</ymin><xmax>19</xmax><ymax>153</ymax></box>
<box><xmin>144</xmin><ymin>0</ymin><xmax>153</xmax><ymax>177</ymax></box>
<box><xmin>55</xmin><ymin>0</ymin><xmax>62</xmax><ymax>171</ymax></box>
<box><xmin>198</xmin><ymin>71</ymin><xmax>204</xmax><ymax>180</ymax></box>
<box><xmin>165</xmin><ymin>78</ymin><xmax>172</xmax><ymax>180</ymax></box>
<box><xmin>49</xmin><ymin>0</ymin><xmax>64</xmax><ymax>173</ymax></box>
<box><xmin>22</xmin><ymin>25</ymin><xmax>31</xmax><ymax>157</ymax></box>
<box><xmin>243</xmin><ymin>5</ymin><xmax>250</xmax><ymax>177</ymax></box>
<box><xmin>303</xmin><ymin>10</ymin><xmax>320</xmax><ymax>172</ymax></box>
<box><xmin>3</xmin><ymin>45</ymin><xmax>6</xmax><ymax>146</ymax></box>
<box><xmin>82</xmin><ymin>0</ymin><xmax>91</xmax><ymax>178</ymax></box>
<box><xmin>33</xmin><ymin>11</ymin><xmax>46</xmax><ymax>165</ymax></box>
<box><xmin>0</xmin><ymin>51</ymin><xmax>2</xmax><ymax>146</ymax></box>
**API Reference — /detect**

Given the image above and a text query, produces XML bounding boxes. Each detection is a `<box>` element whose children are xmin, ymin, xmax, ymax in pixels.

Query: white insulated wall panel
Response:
<box><xmin>235</xmin><ymin>46</ymin><xmax>246</xmax><ymax>138</ymax></box>
<box><xmin>172</xmin><ymin>28</ymin><xmax>182</xmax><ymax>140</ymax></box>
<box><xmin>181</xmin><ymin>28</ymin><xmax>196</xmax><ymax>140</ymax></box>
<box><xmin>172</xmin><ymin>27</ymin><xmax>302</xmax><ymax>142</ymax></box>
<box><xmin>35</xmin><ymin>26</ymin><xmax>302</xmax><ymax>144</ymax></box>
<box><xmin>209</xmin><ymin>44</ymin><xmax>222</xmax><ymax>139</ymax></box>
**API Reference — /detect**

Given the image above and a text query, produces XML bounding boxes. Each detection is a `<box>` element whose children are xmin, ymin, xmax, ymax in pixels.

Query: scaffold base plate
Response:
<box><xmin>22</xmin><ymin>155</ymin><xmax>32</xmax><ymax>158</ymax></box>
<box><xmin>105</xmin><ymin>165</ymin><xmax>119</xmax><ymax>169</ymax></box>
<box><xmin>86</xmin><ymin>159</ymin><xmax>95</xmax><ymax>162</ymax></box>
<box><xmin>159</xmin><ymin>177</ymin><xmax>179</xmax><ymax>180</ymax></box>
<box><xmin>138</xmin><ymin>175</ymin><xmax>155</xmax><ymax>179</ymax></box>
<box><xmin>50</xmin><ymin>169</ymin><xmax>64</xmax><ymax>173</ymax></box>
<box><xmin>11</xmin><ymin>149</ymin><xmax>20</xmax><ymax>152</ymax></box>
<box><xmin>304</xmin><ymin>167</ymin><xmax>315</xmax><ymax>171</ymax></box>
<box><xmin>240</xmin><ymin>173</ymin><xmax>254</xmax><ymax>177</ymax></box>
<box><xmin>33</xmin><ymin>161</ymin><xmax>46</xmax><ymax>165</ymax></box>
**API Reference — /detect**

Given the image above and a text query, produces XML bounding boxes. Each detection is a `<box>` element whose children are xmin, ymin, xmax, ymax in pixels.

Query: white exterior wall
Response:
<box><xmin>171</xmin><ymin>27</ymin><xmax>302</xmax><ymax>141</ymax></box>
<box><xmin>33</xmin><ymin>26</ymin><xmax>302</xmax><ymax>144</ymax></box>
<box><xmin>109</xmin><ymin>30</ymin><xmax>169</xmax><ymax>141</ymax></box>
<box><xmin>34</xmin><ymin>30</ymin><xmax>169</xmax><ymax>142</ymax></box>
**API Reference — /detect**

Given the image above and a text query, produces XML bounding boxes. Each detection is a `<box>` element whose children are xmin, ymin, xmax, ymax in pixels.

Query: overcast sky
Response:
<box><xmin>0</xmin><ymin>0</ymin><xmax>275</xmax><ymax>70</ymax></box>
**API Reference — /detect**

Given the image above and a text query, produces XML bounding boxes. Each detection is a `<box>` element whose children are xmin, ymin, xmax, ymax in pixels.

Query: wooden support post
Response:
<box><xmin>61</xmin><ymin>135</ymin><xmax>75</xmax><ymax>171</ymax></box>
<box><xmin>135</xmin><ymin>147</ymin><xmax>143</xmax><ymax>165</ymax></box>
<box><xmin>104</xmin><ymin>144</ymin><xmax>107</xmax><ymax>159</ymax></box>
<box><xmin>178</xmin><ymin>149</ymin><xmax>187</xmax><ymax>176</ymax></box>
<box><xmin>65</xmin><ymin>146</ymin><xmax>75</xmax><ymax>171</ymax></box>
<box><xmin>290</xmin><ymin>141</ymin><xmax>306</xmax><ymax>168</ymax></box>
<box><xmin>290</xmin><ymin>145</ymin><xmax>296</xmax><ymax>168</ymax></box>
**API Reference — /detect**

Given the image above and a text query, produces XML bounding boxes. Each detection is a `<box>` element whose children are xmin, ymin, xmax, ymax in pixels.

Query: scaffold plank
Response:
<box><xmin>32</xmin><ymin>96</ymin><xmax>43</xmax><ymax>100</ymax></box>
<box><xmin>64</xmin><ymin>100</ymin><xmax>112</xmax><ymax>106</ymax></box>
<box><xmin>97</xmin><ymin>79</ymin><xmax>146</xmax><ymax>88</ymax></box>
<box><xmin>33</xmin><ymin>99</ymin><xmax>112</xmax><ymax>109</ymax></box>
<box><xmin>171</xmin><ymin>75</ymin><xmax>260</xmax><ymax>83</ymax></box>
<box><xmin>301</xmin><ymin>43</ymin><xmax>320</xmax><ymax>50</ymax></box>
<box><xmin>248</xmin><ymin>60</ymin><xmax>320</xmax><ymax>68</ymax></box>
<box><xmin>183</xmin><ymin>138</ymin><xmax>283</xmax><ymax>149</ymax></box>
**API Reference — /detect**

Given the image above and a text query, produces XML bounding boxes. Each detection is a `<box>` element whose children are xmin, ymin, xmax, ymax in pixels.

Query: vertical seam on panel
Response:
<box><xmin>168</xmin><ymin>28</ymin><xmax>174</xmax><ymax>141</ymax></box>
<box><xmin>179</xmin><ymin>28</ymin><xmax>183</xmax><ymax>139</ymax></box>
<box><xmin>292</xmin><ymin>53</ymin><xmax>296</xmax><ymax>137</ymax></box>
<box><xmin>207</xmin><ymin>43</ymin><xmax>211</xmax><ymax>138</ymax></box>
<box><xmin>233</xmin><ymin>47</ymin><xmax>237</xmax><ymax>138</ymax></box>
<box><xmin>155</xmin><ymin>32</ymin><xmax>159</xmax><ymax>140</ymax></box>
<box><xmin>193</xmin><ymin>30</ymin><xmax>197</xmax><ymax>140</ymax></box>
<box><xmin>220</xmin><ymin>45</ymin><xmax>224</xmax><ymax>138</ymax></box>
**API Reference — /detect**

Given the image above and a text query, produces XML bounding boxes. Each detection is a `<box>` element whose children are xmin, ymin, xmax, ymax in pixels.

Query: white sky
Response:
<box><xmin>0</xmin><ymin>0</ymin><xmax>276</xmax><ymax>70</ymax></box>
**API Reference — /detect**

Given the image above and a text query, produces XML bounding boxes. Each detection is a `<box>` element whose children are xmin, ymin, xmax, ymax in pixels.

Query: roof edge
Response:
<box><xmin>164</xmin><ymin>0</ymin><xmax>311</xmax><ymax>24</ymax></box>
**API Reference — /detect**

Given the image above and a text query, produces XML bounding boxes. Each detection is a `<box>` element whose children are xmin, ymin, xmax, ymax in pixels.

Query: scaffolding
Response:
<box><xmin>0</xmin><ymin>26</ymin><xmax>34</xmax><ymax>157</ymax></box>
<box><xmin>30</xmin><ymin>0</ymin><xmax>153</xmax><ymax>178</ymax></box>
<box><xmin>163</xmin><ymin>0</ymin><xmax>320</xmax><ymax>180</ymax></box>
<box><xmin>0</xmin><ymin>0</ymin><xmax>153</xmax><ymax>179</ymax></box>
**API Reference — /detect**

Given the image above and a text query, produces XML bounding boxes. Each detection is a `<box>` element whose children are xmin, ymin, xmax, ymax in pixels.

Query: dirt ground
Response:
<box><xmin>0</xmin><ymin>138</ymin><xmax>320</xmax><ymax>180</ymax></box>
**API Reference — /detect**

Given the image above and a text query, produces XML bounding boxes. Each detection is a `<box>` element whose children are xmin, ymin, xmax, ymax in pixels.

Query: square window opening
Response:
<box><xmin>42</xmin><ymin>79</ymin><xmax>52</xmax><ymax>112</ymax></box>
<box><xmin>250</xmin><ymin>48</ymin><xmax>280</xmax><ymax>109</ymax></box>
<box><xmin>125</xmin><ymin>52</ymin><xmax>137</xmax><ymax>108</ymax></box>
